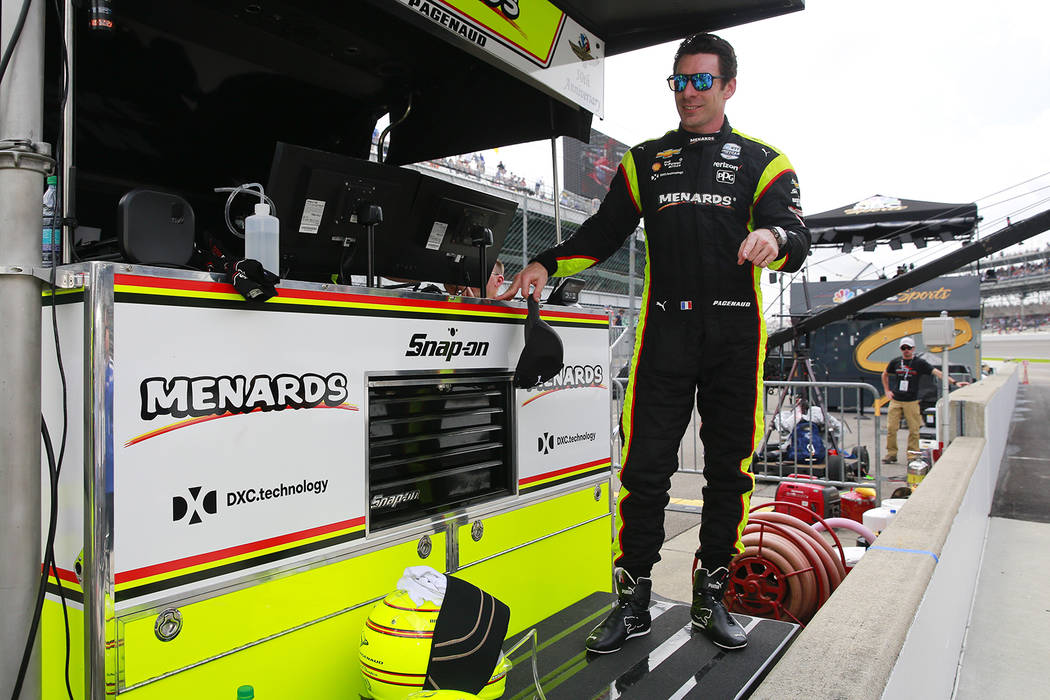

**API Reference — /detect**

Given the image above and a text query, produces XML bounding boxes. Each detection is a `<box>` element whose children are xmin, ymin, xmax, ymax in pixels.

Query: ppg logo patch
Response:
<box><xmin>172</xmin><ymin>486</ymin><xmax>217</xmax><ymax>525</ymax></box>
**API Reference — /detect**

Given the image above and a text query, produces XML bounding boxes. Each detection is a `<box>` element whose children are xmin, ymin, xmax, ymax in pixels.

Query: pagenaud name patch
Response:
<box><xmin>404</xmin><ymin>0</ymin><xmax>488</xmax><ymax>47</ymax></box>
<box><xmin>140</xmin><ymin>373</ymin><xmax>349</xmax><ymax>420</ymax></box>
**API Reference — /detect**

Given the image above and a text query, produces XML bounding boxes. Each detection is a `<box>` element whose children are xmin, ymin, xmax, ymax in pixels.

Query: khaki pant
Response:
<box><xmin>886</xmin><ymin>399</ymin><xmax>922</xmax><ymax>460</ymax></box>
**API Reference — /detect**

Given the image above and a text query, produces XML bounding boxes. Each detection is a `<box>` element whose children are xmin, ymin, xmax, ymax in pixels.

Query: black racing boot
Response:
<box><xmin>585</xmin><ymin>568</ymin><xmax>652</xmax><ymax>654</ymax></box>
<box><xmin>691</xmin><ymin>566</ymin><xmax>747</xmax><ymax>650</ymax></box>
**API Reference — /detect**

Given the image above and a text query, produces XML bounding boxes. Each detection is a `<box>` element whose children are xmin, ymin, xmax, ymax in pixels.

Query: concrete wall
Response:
<box><xmin>753</xmin><ymin>364</ymin><xmax>1018</xmax><ymax>700</ymax></box>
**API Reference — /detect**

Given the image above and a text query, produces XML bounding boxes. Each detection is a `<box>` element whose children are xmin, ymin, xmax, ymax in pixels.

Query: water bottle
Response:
<box><xmin>244</xmin><ymin>202</ymin><xmax>280</xmax><ymax>274</ymax></box>
<box><xmin>42</xmin><ymin>175</ymin><xmax>60</xmax><ymax>267</ymax></box>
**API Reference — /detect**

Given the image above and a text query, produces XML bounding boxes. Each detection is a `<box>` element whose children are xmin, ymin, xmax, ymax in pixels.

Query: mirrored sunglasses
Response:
<box><xmin>666</xmin><ymin>72</ymin><xmax>727</xmax><ymax>92</ymax></box>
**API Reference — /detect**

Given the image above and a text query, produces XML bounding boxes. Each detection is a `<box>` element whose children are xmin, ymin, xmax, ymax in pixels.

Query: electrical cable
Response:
<box><xmin>11</xmin><ymin>417</ymin><xmax>61</xmax><ymax>700</ymax></box>
<box><xmin>376</xmin><ymin>93</ymin><xmax>414</xmax><ymax>165</ymax></box>
<box><xmin>0</xmin><ymin>0</ymin><xmax>34</xmax><ymax>87</ymax></box>
<box><xmin>32</xmin><ymin>0</ymin><xmax>75</xmax><ymax>695</ymax></box>
<box><xmin>214</xmin><ymin>183</ymin><xmax>275</xmax><ymax>239</ymax></box>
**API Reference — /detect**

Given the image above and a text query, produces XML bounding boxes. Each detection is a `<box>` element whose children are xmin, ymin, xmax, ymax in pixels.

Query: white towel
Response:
<box><xmin>397</xmin><ymin>565</ymin><xmax>448</xmax><ymax>607</ymax></box>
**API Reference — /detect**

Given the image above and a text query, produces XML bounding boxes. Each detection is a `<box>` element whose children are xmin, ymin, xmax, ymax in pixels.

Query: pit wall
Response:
<box><xmin>753</xmin><ymin>363</ymin><xmax>1019</xmax><ymax>700</ymax></box>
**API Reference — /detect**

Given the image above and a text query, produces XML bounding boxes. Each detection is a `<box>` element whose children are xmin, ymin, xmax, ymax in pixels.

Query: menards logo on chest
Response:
<box><xmin>657</xmin><ymin>192</ymin><xmax>734</xmax><ymax>208</ymax></box>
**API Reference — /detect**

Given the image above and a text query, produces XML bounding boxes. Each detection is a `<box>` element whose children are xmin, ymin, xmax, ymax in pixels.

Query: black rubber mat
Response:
<box><xmin>991</xmin><ymin>383</ymin><xmax>1050</xmax><ymax>523</ymax></box>
<box><xmin>503</xmin><ymin>592</ymin><xmax>798</xmax><ymax>700</ymax></box>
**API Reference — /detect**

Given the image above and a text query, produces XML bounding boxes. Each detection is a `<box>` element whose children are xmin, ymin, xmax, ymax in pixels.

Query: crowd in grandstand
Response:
<box><xmin>981</xmin><ymin>257</ymin><xmax>1050</xmax><ymax>282</ymax></box>
<box><xmin>985</xmin><ymin>313</ymin><xmax>1050</xmax><ymax>332</ymax></box>
<box><xmin>431</xmin><ymin>153</ymin><xmax>545</xmax><ymax>198</ymax></box>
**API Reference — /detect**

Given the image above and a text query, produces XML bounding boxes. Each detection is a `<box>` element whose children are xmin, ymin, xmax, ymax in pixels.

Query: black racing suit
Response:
<box><xmin>534</xmin><ymin>118</ymin><xmax>810</xmax><ymax>576</ymax></box>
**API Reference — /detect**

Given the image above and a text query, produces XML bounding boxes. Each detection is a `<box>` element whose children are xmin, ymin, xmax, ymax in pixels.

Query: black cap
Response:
<box><xmin>513</xmin><ymin>296</ymin><xmax>564</xmax><ymax>389</ymax></box>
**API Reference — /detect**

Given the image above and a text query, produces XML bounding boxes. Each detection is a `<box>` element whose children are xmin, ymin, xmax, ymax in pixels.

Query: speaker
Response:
<box><xmin>118</xmin><ymin>189</ymin><xmax>195</xmax><ymax>266</ymax></box>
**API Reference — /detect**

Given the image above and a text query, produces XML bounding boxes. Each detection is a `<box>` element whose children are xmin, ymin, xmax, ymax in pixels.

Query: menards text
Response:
<box><xmin>140</xmin><ymin>373</ymin><xmax>348</xmax><ymax>420</ymax></box>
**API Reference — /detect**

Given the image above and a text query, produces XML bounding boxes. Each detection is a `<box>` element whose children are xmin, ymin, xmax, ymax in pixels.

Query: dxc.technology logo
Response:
<box><xmin>172</xmin><ymin>486</ymin><xmax>217</xmax><ymax>525</ymax></box>
<box><xmin>538</xmin><ymin>432</ymin><xmax>556</xmax><ymax>455</ymax></box>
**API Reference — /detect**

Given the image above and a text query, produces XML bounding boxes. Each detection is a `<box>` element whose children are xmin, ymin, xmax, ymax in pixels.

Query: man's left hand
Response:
<box><xmin>737</xmin><ymin>228</ymin><xmax>779</xmax><ymax>268</ymax></box>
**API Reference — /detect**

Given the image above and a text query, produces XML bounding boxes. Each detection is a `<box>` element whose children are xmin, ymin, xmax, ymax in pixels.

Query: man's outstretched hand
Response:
<box><xmin>495</xmin><ymin>261</ymin><xmax>549</xmax><ymax>301</ymax></box>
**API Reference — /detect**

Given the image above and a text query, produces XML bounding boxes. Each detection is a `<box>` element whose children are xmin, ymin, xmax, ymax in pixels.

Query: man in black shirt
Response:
<box><xmin>881</xmin><ymin>336</ymin><xmax>967</xmax><ymax>462</ymax></box>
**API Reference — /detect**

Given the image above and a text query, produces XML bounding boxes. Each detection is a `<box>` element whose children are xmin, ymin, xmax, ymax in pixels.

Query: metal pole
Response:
<box><xmin>62</xmin><ymin>0</ymin><xmax>74</xmax><ymax>262</ymax></box>
<box><xmin>520</xmin><ymin>194</ymin><xmax>528</xmax><ymax>270</ymax></box>
<box><xmin>0</xmin><ymin>0</ymin><xmax>49</xmax><ymax>695</ymax></box>
<box><xmin>550</xmin><ymin>137</ymin><xmax>561</xmax><ymax>244</ymax></box>
<box><xmin>938</xmin><ymin>310</ymin><xmax>950</xmax><ymax>447</ymax></box>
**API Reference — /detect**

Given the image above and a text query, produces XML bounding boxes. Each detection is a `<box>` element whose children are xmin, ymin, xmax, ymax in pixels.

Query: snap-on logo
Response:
<box><xmin>371</xmin><ymin>489</ymin><xmax>422</xmax><ymax>510</ymax></box>
<box><xmin>405</xmin><ymin>328</ymin><xmax>490</xmax><ymax>361</ymax></box>
<box><xmin>140</xmin><ymin>373</ymin><xmax>349</xmax><ymax>421</ymax></box>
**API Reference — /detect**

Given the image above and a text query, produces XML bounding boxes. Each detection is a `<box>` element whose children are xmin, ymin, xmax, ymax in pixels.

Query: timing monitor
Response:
<box><xmin>409</xmin><ymin>177</ymin><xmax>517</xmax><ymax>292</ymax></box>
<box><xmin>267</xmin><ymin>143</ymin><xmax>421</xmax><ymax>282</ymax></box>
<box><xmin>267</xmin><ymin>143</ymin><xmax>517</xmax><ymax>286</ymax></box>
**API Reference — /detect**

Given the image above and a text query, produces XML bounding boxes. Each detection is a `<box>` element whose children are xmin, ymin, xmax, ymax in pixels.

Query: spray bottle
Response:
<box><xmin>245</xmin><ymin>201</ymin><xmax>279</xmax><ymax>275</ymax></box>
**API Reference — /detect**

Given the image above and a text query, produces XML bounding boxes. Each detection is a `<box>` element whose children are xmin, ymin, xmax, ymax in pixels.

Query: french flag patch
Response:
<box><xmin>680</xmin><ymin>301</ymin><xmax>693</xmax><ymax>310</ymax></box>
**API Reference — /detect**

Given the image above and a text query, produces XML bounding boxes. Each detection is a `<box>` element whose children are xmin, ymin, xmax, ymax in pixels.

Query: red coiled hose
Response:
<box><xmin>720</xmin><ymin>501</ymin><xmax>850</xmax><ymax>625</ymax></box>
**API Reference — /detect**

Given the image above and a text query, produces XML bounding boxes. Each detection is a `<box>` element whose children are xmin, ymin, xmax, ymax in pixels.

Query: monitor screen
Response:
<box><xmin>268</xmin><ymin>143</ymin><xmax>516</xmax><ymax>287</ymax></box>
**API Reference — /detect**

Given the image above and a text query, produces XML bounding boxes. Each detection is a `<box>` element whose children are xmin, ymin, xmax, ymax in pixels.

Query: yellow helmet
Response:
<box><xmin>359</xmin><ymin>590</ymin><xmax>511</xmax><ymax>700</ymax></box>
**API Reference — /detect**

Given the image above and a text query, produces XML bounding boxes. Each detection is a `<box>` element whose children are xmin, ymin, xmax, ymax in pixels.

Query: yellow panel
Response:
<box><xmin>120</xmin><ymin>605</ymin><xmax>369</xmax><ymax>700</ymax></box>
<box><xmin>458</xmin><ymin>482</ymin><xmax>611</xmax><ymax>566</ymax></box>
<box><xmin>42</xmin><ymin>598</ymin><xmax>85</xmax><ymax>700</ymax></box>
<box><xmin>456</xmin><ymin>517</ymin><xmax>613</xmax><ymax>637</ymax></box>
<box><xmin>120</xmin><ymin>534</ymin><xmax>444</xmax><ymax>688</ymax></box>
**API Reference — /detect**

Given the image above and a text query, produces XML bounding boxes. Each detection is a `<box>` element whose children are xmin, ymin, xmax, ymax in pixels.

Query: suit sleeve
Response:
<box><xmin>751</xmin><ymin>151</ymin><xmax>810</xmax><ymax>274</ymax></box>
<box><xmin>532</xmin><ymin>150</ymin><xmax>643</xmax><ymax>278</ymax></box>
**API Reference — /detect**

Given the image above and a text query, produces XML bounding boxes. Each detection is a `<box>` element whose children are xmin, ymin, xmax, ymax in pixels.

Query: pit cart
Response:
<box><xmin>41</xmin><ymin>264</ymin><xmax>613</xmax><ymax>697</ymax></box>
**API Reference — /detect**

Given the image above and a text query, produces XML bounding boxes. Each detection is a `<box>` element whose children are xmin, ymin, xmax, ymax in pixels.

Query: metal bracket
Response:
<box><xmin>1</xmin><ymin>264</ymin><xmax>86</xmax><ymax>288</ymax></box>
<box><xmin>0</xmin><ymin>139</ymin><xmax>54</xmax><ymax>174</ymax></box>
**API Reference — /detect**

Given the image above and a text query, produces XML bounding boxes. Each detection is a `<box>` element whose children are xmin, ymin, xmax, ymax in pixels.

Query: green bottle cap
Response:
<box><xmin>236</xmin><ymin>685</ymin><xmax>254</xmax><ymax>700</ymax></box>
<box><xmin>47</xmin><ymin>175</ymin><xmax>58</xmax><ymax>185</ymax></box>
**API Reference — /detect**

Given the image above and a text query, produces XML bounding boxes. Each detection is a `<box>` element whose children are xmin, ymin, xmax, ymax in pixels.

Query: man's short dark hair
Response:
<box><xmin>673</xmin><ymin>33</ymin><xmax>737</xmax><ymax>80</ymax></box>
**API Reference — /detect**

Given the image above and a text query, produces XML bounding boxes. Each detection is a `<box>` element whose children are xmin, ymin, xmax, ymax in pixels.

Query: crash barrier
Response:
<box><xmin>752</xmin><ymin>363</ymin><xmax>1019</xmax><ymax>700</ymax></box>
<box><xmin>610</xmin><ymin>377</ymin><xmax>882</xmax><ymax>500</ymax></box>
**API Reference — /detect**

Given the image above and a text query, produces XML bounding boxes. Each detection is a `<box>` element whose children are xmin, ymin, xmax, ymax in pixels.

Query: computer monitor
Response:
<box><xmin>409</xmin><ymin>176</ymin><xmax>517</xmax><ymax>291</ymax></box>
<box><xmin>267</xmin><ymin>143</ymin><xmax>420</xmax><ymax>282</ymax></box>
<box><xmin>267</xmin><ymin>143</ymin><xmax>517</xmax><ymax>286</ymax></box>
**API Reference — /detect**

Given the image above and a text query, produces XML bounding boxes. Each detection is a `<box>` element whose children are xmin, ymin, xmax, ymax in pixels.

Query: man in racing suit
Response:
<box><xmin>497</xmin><ymin>33</ymin><xmax>809</xmax><ymax>653</ymax></box>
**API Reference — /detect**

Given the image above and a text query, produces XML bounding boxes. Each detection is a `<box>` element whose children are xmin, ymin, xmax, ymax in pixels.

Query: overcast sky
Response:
<box><xmin>487</xmin><ymin>0</ymin><xmax>1050</xmax><ymax>301</ymax></box>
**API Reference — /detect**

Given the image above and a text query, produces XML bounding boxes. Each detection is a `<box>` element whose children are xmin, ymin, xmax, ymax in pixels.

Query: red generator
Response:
<box><xmin>774</xmin><ymin>474</ymin><xmax>840</xmax><ymax>524</ymax></box>
<box><xmin>840</xmin><ymin>489</ymin><xmax>876</xmax><ymax>523</ymax></box>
